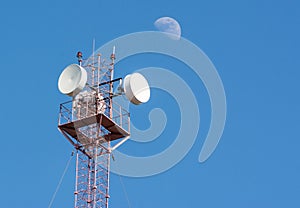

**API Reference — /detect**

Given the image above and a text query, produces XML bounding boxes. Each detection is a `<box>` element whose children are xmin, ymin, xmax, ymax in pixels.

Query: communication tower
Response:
<box><xmin>57</xmin><ymin>47</ymin><xmax>150</xmax><ymax>208</ymax></box>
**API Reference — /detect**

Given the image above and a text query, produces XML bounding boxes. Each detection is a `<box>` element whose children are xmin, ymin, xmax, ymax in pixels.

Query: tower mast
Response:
<box><xmin>58</xmin><ymin>49</ymin><xmax>130</xmax><ymax>208</ymax></box>
<box><xmin>57</xmin><ymin>44</ymin><xmax>150</xmax><ymax>208</ymax></box>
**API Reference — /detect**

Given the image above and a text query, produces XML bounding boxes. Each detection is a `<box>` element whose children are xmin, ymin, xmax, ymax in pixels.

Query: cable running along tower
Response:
<box><xmin>57</xmin><ymin>47</ymin><xmax>150</xmax><ymax>208</ymax></box>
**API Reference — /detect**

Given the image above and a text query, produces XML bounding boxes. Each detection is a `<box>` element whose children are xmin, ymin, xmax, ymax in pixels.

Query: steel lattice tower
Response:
<box><xmin>58</xmin><ymin>50</ymin><xmax>130</xmax><ymax>208</ymax></box>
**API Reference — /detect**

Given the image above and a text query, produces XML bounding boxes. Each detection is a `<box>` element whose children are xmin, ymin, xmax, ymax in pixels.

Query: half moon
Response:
<box><xmin>154</xmin><ymin>17</ymin><xmax>181</xmax><ymax>40</ymax></box>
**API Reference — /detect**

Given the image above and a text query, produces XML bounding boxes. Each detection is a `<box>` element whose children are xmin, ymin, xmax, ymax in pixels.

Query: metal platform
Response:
<box><xmin>58</xmin><ymin>113</ymin><xmax>130</xmax><ymax>144</ymax></box>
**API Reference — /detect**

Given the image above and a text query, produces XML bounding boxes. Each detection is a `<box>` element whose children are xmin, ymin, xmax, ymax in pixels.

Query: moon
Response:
<box><xmin>154</xmin><ymin>17</ymin><xmax>181</xmax><ymax>40</ymax></box>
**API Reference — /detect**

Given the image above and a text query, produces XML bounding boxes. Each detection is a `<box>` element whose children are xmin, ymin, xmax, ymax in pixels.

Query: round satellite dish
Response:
<box><xmin>58</xmin><ymin>64</ymin><xmax>87</xmax><ymax>97</ymax></box>
<box><xmin>124</xmin><ymin>73</ymin><xmax>150</xmax><ymax>105</ymax></box>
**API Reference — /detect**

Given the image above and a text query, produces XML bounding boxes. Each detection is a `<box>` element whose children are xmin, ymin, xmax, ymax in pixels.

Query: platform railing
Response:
<box><xmin>58</xmin><ymin>101</ymin><xmax>72</xmax><ymax>125</ymax></box>
<box><xmin>58</xmin><ymin>97</ymin><xmax>130</xmax><ymax>134</ymax></box>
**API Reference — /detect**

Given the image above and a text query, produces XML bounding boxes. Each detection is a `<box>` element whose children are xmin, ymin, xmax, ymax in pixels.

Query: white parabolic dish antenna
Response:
<box><xmin>58</xmin><ymin>64</ymin><xmax>87</xmax><ymax>97</ymax></box>
<box><xmin>124</xmin><ymin>73</ymin><xmax>150</xmax><ymax>105</ymax></box>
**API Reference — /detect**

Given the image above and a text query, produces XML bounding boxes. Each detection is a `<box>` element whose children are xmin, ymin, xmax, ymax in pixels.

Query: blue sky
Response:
<box><xmin>0</xmin><ymin>0</ymin><xmax>299</xmax><ymax>207</ymax></box>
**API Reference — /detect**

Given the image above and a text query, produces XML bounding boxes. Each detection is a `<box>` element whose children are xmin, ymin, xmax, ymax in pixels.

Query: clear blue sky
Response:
<box><xmin>0</xmin><ymin>0</ymin><xmax>299</xmax><ymax>207</ymax></box>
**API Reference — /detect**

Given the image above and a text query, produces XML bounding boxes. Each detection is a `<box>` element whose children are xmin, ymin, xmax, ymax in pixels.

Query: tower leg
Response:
<box><xmin>105</xmin><ymin>152</ymin><xmax>111</xmax><ymax>208</ymax></box>
<box><xmin>74</xmin><ymin>147</ymin><xmax>110</xmax><ymax>208</ymax></box>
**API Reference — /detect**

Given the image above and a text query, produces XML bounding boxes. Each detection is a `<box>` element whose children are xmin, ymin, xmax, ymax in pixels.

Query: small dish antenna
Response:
<box><xmin>123</xmin><ymin>73</ymin><xmax>150</xmax><ymax>105</ymax></box>
<box><xmin>58</xmin><ymin>64</ymin><xmax>87</xmax><ymax>97</ymax></box>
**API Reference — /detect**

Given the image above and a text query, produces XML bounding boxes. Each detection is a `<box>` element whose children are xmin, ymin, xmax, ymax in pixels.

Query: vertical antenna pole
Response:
<box><xmin>111</xmin><ymin>46</ymin><xmax>115</xmax><ymax>80</ymax></box>
<box><xmin>87</xmin><ymin>158</ymin><xmax>92</xmax><ymax>207</ymax></box>
<box><xmin>109</xmin><ymin>46</ymin><xmax>116</xmax><ymax>117</ymax></box>
<box><xmin>74</xmin><ymin>150</ymin><xmax>79</xmax><ymax>208</ymax></box>
<box><xmin>92</xmin><ymin>39</ymin><xmax>96</xmax><ymax>86</ymax></box>
<box><xmin>97</xmin><ymin>54</ymin><xmax>101</xmax><ymax>94</ymax></box>
<box><xmin>92</xmin><ymin>145</ymin><xmax>98</xmax><ymax>208</ymax></box>
<box><xmin>105</xmin><ymin>153</ymin><xmax>111</xmax><ymax>208</ymax></box>
<box><xmin>105</xmin><ymin>46</ymin><xmax>116</xmax><ymax>208</ymax></box>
